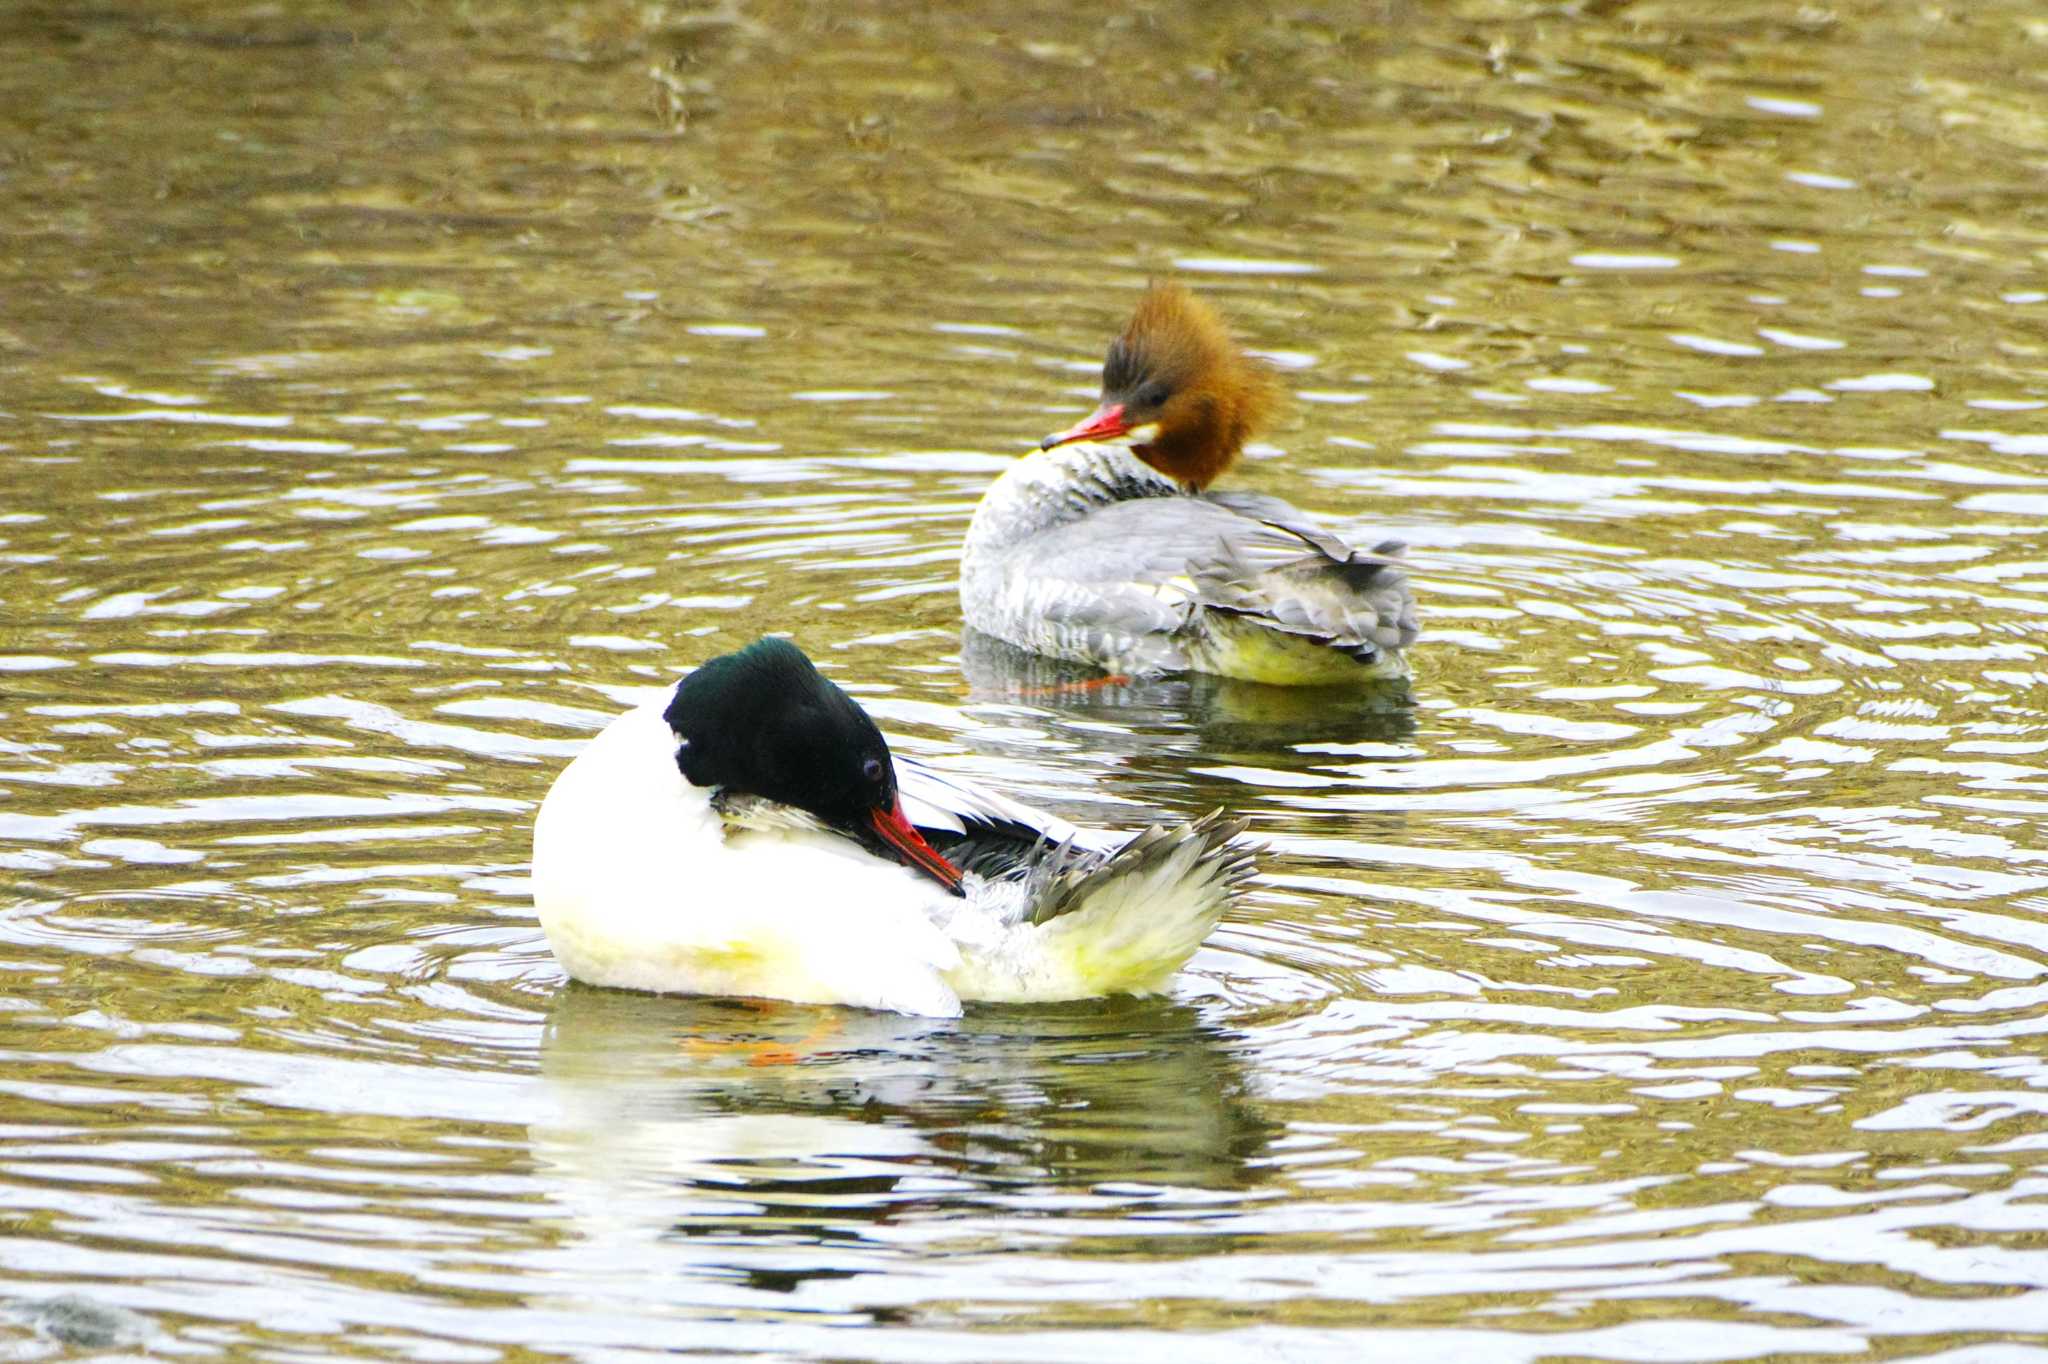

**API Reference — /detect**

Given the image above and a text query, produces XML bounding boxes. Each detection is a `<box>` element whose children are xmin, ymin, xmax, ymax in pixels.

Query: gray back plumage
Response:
<box><xmin>962</xmin><ymin>445</ymin><xmax>1418</xmax><ymax>672</ymax></box>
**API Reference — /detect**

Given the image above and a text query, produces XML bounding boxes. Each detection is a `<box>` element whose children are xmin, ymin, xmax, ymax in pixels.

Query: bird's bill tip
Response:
<box><xmin>1038</xmin><ymin>401</ymin><xmax>1128</xmax><ymax>451</ymax></box>
<box><xmin>868</xmin><ymin>801</ymin><xmax>966</xmax><ymax>896</ymax></box>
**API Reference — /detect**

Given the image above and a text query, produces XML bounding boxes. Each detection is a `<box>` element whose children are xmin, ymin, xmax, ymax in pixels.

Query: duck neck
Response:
<box><xmin>964</xmin><ymin>444</ymin><xmax>1183</xmax><ymax>561</ymax></box>
<box><xmin>1135</xmin><ymin>431</ymin><xmax>1233</xmax><ymax>490</ymax></box>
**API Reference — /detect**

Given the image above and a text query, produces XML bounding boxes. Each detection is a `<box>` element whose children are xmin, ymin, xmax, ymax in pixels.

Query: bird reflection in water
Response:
<box><xmin>532</xmin><ymin>985</ymin><xmax>1276</xmax><ymax>1297</ymax></box>
<box><xmin>959</xmin><ymin>627</ymin><xmax>1416</xmax><ymax>766</ymax></box>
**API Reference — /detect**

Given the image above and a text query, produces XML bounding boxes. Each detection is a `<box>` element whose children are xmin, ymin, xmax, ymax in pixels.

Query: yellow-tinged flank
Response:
<box><xmin>1193</xmin><ymin>617</ymin><xmax>1410</xmax><ymax>687</ymax></box>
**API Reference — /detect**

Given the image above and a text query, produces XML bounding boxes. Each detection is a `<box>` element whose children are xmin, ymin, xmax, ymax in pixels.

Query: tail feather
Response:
<box><xmin>1031</xmin><ymin>809</ymin><xmax>1252</xmax><ymax>925</ymax></box>
<box><xmin>1031</xmin><ymin>809</ymin><xmax>1254</xmax><ymax>995</ymax></box>
<box><xmin>941</xmin><ymin>810</ymin><xmax>1254</xmax><ymax>1003</ymax></box>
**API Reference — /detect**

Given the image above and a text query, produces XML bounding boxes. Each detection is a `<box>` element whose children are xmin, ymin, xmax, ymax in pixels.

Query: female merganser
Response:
<box><xmin>962</xmin><ymin>283</ymin><xmax>1420</xmax><ymax>686</ymax></box>
<box><xmin>530</xmin><ymin>637</ymin><xmax>1252</xmax><ymax>1018</ymax></box>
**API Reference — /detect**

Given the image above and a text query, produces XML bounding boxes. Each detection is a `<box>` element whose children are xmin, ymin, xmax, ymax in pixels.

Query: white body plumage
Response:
<box><xmin>531</xmin><ymin>699</ymin><xmax>1250</xmax><ymax>1018</ymax></box>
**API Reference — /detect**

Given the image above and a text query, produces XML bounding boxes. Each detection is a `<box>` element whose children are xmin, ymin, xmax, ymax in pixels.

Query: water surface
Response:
<box><xmin>5</xmin><ymin>1</ymin><xmax>2048</xmax><ymax>1358</ymax></box>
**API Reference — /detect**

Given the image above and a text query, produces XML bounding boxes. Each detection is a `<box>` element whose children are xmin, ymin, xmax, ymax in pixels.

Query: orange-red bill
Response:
<box><xmin>868</xmin><ymin>799</ymin><xmax>965</xmax><ymax>896</ymax></box>
<box><xmin>1039</xmin><ymin>401</ymin><xmax>1128</xmax><ymax>451</ymax></box>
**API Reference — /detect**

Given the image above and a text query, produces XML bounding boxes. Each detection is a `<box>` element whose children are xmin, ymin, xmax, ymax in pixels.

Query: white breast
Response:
<box><xmin>531</xmin><ymin>702</ymin><xmax>965</xmax><ymax>1017</ymax></box>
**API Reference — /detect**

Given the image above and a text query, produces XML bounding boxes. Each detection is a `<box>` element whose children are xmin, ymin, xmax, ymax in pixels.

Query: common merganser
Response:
<box><xmin>962</xmin><ymin>283</ymin><xmax>1420</xmax><ymax>686</ymax></box>
<box><xmin>530</xmin><ymin>637</ymin><xmax>1252</xmax><ymax>1018</ymax></box>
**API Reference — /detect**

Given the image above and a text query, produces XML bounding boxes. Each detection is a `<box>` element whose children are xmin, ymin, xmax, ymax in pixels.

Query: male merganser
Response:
<box><xmin>962</xmin><ymin>283</ymin><xmax>1420</xmax><ymax>686</ymax></box>
<box><xmin>530</xmin><ymin>637</ymin><xmax>1252</xmax><ymax>1018</ymax></box>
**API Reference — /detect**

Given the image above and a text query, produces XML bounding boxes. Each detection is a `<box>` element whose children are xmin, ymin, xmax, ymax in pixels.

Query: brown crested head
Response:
<box><xmin>1039</xmin><ymin>282</ymin><xmax>1280</xmax><ymax>490</ymax></box>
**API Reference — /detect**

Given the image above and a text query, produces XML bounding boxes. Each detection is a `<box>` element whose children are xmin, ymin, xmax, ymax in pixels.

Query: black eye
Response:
<box><xmin>861</xmin><ymin>757</ymin><xmax>887</xmax><ymax>785</ymax></box>
<box><xmin>1137</xmin><ymin>382</ymin><xmax>1172</xmax><ymax>409</ymax></box>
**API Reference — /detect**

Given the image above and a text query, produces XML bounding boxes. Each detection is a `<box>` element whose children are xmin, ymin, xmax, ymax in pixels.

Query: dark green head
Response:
<box><xmin>662</xmin><ymin>637</ymin><xmax>962</xmax><ymax>893</ymax></box>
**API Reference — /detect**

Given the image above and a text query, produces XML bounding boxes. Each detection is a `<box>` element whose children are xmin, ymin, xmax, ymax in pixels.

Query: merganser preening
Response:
<box><xmin>530</xmin><ymin>638</ymin><xmax>1253</xmax><ymax>1018</ymax></box>
<box><xmin>962</xmin><ymin>283</ymin><xmax>1420</xmax><ymax>685</ymax></box>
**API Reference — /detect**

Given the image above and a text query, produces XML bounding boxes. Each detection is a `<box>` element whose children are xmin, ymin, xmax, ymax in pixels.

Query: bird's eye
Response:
<box><xmin>1138</xmin><ymin>382</ymin><xmax>1172</xmax><ymax>409</ymax></box>
<box><xmin>861</xmin><ymin>757</ymin><xmax>887</xmax><ymax>785</ymax></box>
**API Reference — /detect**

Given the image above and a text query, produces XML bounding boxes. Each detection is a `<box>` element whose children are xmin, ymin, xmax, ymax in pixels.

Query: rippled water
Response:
<box><xmin>6</xmin><ymin>1</ymin><xmax>2048</xmax><ymax>1358</ymax></box>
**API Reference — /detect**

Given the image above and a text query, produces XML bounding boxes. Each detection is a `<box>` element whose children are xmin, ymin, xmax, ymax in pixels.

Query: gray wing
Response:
<box><xmin>1195</xmin><ymin>513</ymin><xmax>1419</xmax><ymax>663</ymax></box>
<box><xmin>1002</xmin><ymin>494</ymin><xmax>1419</xmax><ymax>664</ymax></box>
<box><xmin>994</xmin><ymin>497</ymin><xmax>1300</xmax><ymax>615</ymax></box>
<box><xmin>968</xmin><ymin>505</ymin><xmax>1210</xmax><ymax>672</ymax></box>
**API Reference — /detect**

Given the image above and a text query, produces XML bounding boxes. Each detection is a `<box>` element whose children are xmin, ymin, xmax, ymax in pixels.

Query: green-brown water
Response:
<box><xmin>5</xmin><ymin>2</ymin><xmax>2048</xmax><ymax>1358</ymax></box>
